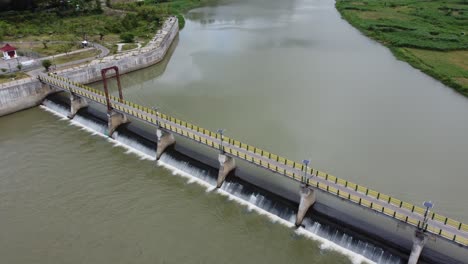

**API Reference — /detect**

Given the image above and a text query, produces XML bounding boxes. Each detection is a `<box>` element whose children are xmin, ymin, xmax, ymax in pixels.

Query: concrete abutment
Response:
<box><xmin>217</xmin><ymin>154</ymin><xmax>236</xmax><ymax>188</ymax></box>
<box><xmin>295</xmin><ymin>185</ymin><xmax>316</xmax><ymax>227</ymax></box>
<box><xmin>107</xmin><ymin>110</ymin><xmax>128</xmax><ymax>137</ymax></box>
<box><xmin>156</xmin><ymin>128</ymin><xmax>175</xmax><ymax>160</ymax></box>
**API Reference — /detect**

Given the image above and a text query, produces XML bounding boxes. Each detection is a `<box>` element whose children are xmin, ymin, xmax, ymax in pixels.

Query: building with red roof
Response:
<box><xmin>1</xmin><ymin>44</ymin><xmax>18</xmax><ymax>60</ymax></box>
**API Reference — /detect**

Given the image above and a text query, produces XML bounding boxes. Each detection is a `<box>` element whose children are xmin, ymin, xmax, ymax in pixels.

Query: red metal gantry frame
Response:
<box><xmin>101</xmin><ymin>66</ymin><xmax>123</xmax><ymax>111</ymax></box>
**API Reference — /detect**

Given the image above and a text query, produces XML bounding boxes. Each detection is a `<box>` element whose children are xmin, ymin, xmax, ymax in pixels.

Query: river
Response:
<box><xmin>1</xmin><ymin>0</ymin><xmax>468</xmax><ymax>263</ymax></box>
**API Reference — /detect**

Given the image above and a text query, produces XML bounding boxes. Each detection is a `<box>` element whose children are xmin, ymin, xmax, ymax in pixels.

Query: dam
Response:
<box><xmin>35</xmin><ymin>69</ymin><xmax>468</xmax><ymax>264</ymax></box>
<box><xmin>1</xmin><ymin>1</ymin><xmax>468</xmax><ymax>264</ymax></box>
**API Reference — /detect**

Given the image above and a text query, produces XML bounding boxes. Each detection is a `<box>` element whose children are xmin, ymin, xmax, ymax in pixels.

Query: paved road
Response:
<box><xmin>39</xmin><ymin>73</ymin><xmax>468</xmax><ymax>247</ymax></box>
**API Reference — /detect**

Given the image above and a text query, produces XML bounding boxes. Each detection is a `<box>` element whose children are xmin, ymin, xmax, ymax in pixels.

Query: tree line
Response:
<box><xmin>0</xmin><ymin>0</ymin><xmax>100</xmax><ymax>11</ymax></box>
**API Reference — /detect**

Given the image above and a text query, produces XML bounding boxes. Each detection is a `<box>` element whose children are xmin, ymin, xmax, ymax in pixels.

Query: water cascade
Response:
<box><xmin>40</xmin><ymin>99</ymin><xmax>404</xmax><ymax>264</ymax></box>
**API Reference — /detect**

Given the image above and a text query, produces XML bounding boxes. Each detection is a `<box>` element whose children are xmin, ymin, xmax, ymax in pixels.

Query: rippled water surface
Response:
<box><xmin>105</xmin><ymin>0</ymin><xmax>468</xmax><ymax>221</ymax></box>
<box><xmin>1</xmin><ymin>0</ymin><xmax>468</xmax><ymax>263</ymax></box>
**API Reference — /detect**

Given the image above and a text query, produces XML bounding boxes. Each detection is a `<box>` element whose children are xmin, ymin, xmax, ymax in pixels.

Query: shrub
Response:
<box><xmin>42</xmin><ymin>60</ymin><xmax>52</xmax><ymax>71</ymax></box>
<box><xmin>94</xmin><ymin>0</ymin><xmax>103</xmax><ymax>14</ymax></box>
<box><xmin>121</xmin><ymin>13</ymin><xmax>139</xmax><ymax>30</ymax></box>
<box><xmin>120</xmin><ymin>32</ymin><xmax>134</xmax><ymax>43</ymax></box>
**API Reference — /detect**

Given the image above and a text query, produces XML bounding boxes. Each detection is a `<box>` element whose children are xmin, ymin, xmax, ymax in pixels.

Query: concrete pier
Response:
<box><xmin>107</xmin><ymin>110</ymin><xmax>128</xmax><ymax>137</ymax></box>
<box><xmin>295</xmin><ymin>185</ymin><xmax>316</xmax><ymax>227</ymax></box>
<box><xmin>407</xmin><ymin>230</ymin><xmax>428</xmax><ymax>264</ymax></box>
<box><xmin>156</xmin><ymin>128</ymin><xmax>175</xmax><ymax>160</ymax></box>
<box><xmin>217</xmin><ymin>154</ymin><xmax>236</xmax><ymax>188</ymax></box>
<box><xmin>68</xmin><ymin>93</ymin><xmax>88</xmax><ymax>119</ymax></box>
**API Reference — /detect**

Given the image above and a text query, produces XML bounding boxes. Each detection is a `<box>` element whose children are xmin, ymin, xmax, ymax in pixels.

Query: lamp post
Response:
<box><xmin>302</xmin><ymin>159</ymin><xmax>310</xmax><ymax>184</ymax></box>
<box><xmin>152</xmin><ymin>106</ymin><xmax>160</xmax><ymax>127</ymax></box>
<box><xmin>421</xmin><ymin>201</ymin><xmax>434</xmax><ymax>231</ymax></box>
<box><xmin>217</xmin><ymin>129</ymin><xmax>225</xmax><ymax>153</ymax></box>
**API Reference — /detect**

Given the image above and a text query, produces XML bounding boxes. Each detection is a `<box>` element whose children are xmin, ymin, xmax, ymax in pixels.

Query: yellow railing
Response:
<box><xmin>39</xmin><ymin>74</ymin><xmax>468</xmax><ymax>246</ymax></box>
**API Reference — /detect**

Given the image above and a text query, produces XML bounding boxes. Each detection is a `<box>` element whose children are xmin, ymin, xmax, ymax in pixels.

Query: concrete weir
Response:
<box><xmin>408</xmin><ymin>230</ymin><xmax>428</xmax><ymax>264</ymax></box>
<box><xmin>156</xmin><ymin>128</ymin><xmax>175</xmax><ymax>160</ymax></box>
<box><xmin>217</xmin><ymin>154</ymin><xmax>236</xmax><ymax>188</ymax></box>
<box><xmin>107</xmin><ymin>110</ymin><xmax>128</xmax><ymax>137</ymax></box>
<box><xmin>35</xmin><ymin>84</ymin><xmax>468</xmax><ymax>263</ymax></box>
<box><xmin>68</xmin><ymin>93</ymin><xmax>88</xmax><ymax>119</ymax></box>
<box><xmin>295</xmin><ymin>185</ymin><xmax>316</xmax><ymax>227</ymax></box>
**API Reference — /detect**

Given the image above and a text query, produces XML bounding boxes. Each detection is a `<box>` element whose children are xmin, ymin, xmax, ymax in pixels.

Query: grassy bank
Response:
<box><xmin>13</xmin><ymin>42</ymin><xmax>81</xmax><ymax>57</ymax></box>
<box><xmin>53</xmin><ymin>49</ymin><xmax>100</xmax><ymax>65</ymax></box>
<box><xmin>110</xmin><ymin>0</ymin><xmax>220</xmax><ymax>29</ymax></box>
<box><xmin>0</xmin><ymin>72</ymin><xmax>30</xmax><ymax>84</ymax></box>
<box><xmin>0</xmin><ymin>0</ymin><xmax>215</xmax><ymax>57</ymax></box>
<box><xmin>336</xmin><ymin>0</ymin><xmax>468</xmax><ymax>96</ymax></box>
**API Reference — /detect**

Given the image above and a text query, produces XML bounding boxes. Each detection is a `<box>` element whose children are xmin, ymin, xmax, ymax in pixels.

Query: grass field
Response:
<box><xmin>121</xmin><ymin>43</ymin><xmax>139</xmax><ymax>51</ymax></box>
<box><xmin>0</xmin><ymin>72</ymin><xmax>30</xmax><ymax>84</ymax></box>
<box><xmin>53</xmin><ymin>49</ymin><xmax>101</xmax><ymax>65</ymax></box>
<box><xmin>13</xmin><ymin>42</ymin><xmax>81</xmax><ymax>57</ymax></box>
<box><xmin>336</xmin><ymin>0</ymin><xmax>468</xmax><ymax>96</ymax></box>
<box><xmin>0</xmin><ymin>0</ymin><xmax>214</xmax><ymax>57</ymax></box>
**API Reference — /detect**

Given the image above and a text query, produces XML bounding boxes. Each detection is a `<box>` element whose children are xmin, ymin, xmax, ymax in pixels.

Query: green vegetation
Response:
<box><xmin>0</xmin><ymin>0</ymin><xmax>215</xmax><ymax>56</ymax></box>
<box><xmin>14</xmin><ymin>42</ymin><xmax>81</xmax><ymax>57</ymax></box>
<box><xmin>110</xmin><ymin>0</ymin><xmax>220</xmax><ymax>29</ymax></box>
<box><xmin>42</xmin><ymin>59</ymin><xmax>52</xmax><ymax>71</ymax></box>
<box><xmin>0</xmin><ymin>10</ymin><xmax>156</xmax><ymax>44</ymax></box>
<box><xmin>0</xmin><ymin>72</ymin><xmax>30</xmax><ymax>84</ymax></box>
<box><xmin>120</xmin><ymin>32</ymin><xmax>135</xmax><ymax>43</ymax></box>
<box><xmin>336</xmin><ymin>0</ymin><xmax>468</xmax><ymax>96</ymax></box>
<box><xmin>121</xmin><ymin>43</ymin><xmax>139</xmax><ymax>51</ymax></box>
<box><xmin>53</xmin><ymin>49</ymin><xmax>100</xmax><ymax>64</ymax></box>
<box><xmin>0</xmin><ymin>0</ymin><xmax>102</xmax><ymax>12</ymax></box>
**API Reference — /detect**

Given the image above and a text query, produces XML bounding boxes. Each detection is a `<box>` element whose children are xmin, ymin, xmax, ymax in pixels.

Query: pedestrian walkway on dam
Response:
<box><xmin>38</xmin><ymin>72</ymin><xmax>468</xmax><ymax>263</ymax></box>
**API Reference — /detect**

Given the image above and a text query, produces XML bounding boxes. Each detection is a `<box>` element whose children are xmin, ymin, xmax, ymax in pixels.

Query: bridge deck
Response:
<box><xmin>39</xmin><ymin>73</ymin><xmax>468</xmax><ymax>247</ymax></box>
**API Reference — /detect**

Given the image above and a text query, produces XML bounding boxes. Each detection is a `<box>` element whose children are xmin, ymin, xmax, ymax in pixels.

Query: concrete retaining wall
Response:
<box><xmin>0</xmin><ymin>78</ymin><xmax>55</xmax><ymax>116</ymax></box>
<box><xmin>0</xmin><ymin>17</ymin><xmax>179</xmax><ymax>117</ymax></box>
<box><xmin>56</xmin><ymin>17</ymin><xmax>179</xmax><ymax>83</ymax></box>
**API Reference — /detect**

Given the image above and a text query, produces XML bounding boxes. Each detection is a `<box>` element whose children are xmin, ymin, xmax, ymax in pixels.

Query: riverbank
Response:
<box><xmin>109</xmin><ymin>0</ymin><xmax>221</xmax><ymax>29</ymax></box>
<box><xmin>0</xmin><ymin>17</ymin><xmax>178</xmax><ymax>117</ymax></box>
<box><xmin>0</xmin><ymin>0</ymin><xmax>177</xmax><ymax>57</ymax></box>
<box><xmin>57</xmin><ymin>16</ymin><xmax>178</xmax><ymax>83</ymax></box>
<box><xmin>336</xmin><ymin>0</ymin><xmax>467</xmax><ymax>96</ymax></box>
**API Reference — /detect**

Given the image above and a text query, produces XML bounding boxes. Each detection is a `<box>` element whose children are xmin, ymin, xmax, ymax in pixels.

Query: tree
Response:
<box><xmin>120</xmin><ymin>33</ymin><xmax>134</xmax><ymax>43</ymax></box>
<box><xmin>61</xmin><ymin>37</ymin><xmax>76</xmax><ymax>55</ymax></box>
<box><xmin>42</xmin><ymin>40</ymin><xmax>49</xmax><ymax>49</ymax></box>
<box><xmin>42</xmin><ymin>59</ymin><xmax>52</xmax><ymax>71</ymax></box>
<box><xmin>94</xmin><ymin>0</ymin><xmax>102</xmax><ymax>13</ymax></box>
<box><xmin>121</xmin><ymin>14</ymin><xmax>139</xmax><ymax>31</ymax></box>
<box><xmin>17</xmin><ymin>63</ymin><xmax>23</xmax><ymax>71</ymax></box>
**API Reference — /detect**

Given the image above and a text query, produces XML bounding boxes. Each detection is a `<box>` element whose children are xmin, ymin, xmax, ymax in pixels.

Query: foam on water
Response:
<box><xmin>41</xmin><ymin>100</ymin><xmax>155</xmax><ymax>161</ymax></box>
<box><xmin>40</xmin><ymin>100</ymin><xmax>402</xmax><ymax>264</ymax></box>
<box><xmin>157</xmin><ymin>157</ymin><xmax>380</xmax><ymax>264</ymax></box>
